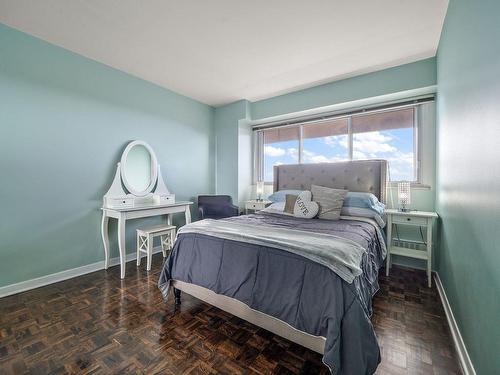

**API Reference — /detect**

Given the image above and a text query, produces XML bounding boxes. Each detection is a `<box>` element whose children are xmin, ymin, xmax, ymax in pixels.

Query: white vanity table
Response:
<box><xmin>101</xmin><ymin>201</ymin><xmax>192</xmax><ymax>279</ymax></box>
<box><xmin>101</xmin><ymin>140</ymin><xmax>193</xmax><ymax>279</ymax></box>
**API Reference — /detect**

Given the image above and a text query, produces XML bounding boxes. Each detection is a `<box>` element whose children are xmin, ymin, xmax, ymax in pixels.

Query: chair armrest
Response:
<box><xmin>218</xmin><ymin>204</ymin><xmax>239</xmax><ymax>218</ymax></box>
<box><xmin>228</xmin><ymin>204</ymin><xmax>239</xmax><ymax>216</ymax></box>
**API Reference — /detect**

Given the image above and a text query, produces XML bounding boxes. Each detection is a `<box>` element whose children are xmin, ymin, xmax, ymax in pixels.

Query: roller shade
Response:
<box><xmin>263</xmin><ymin>126</ymin><xmax>299</xmax><ymax>144</ymax></box>
<box><xmin>352</xmin><ymin>108</ymin><xmax>413</xmax><ymax>134</ymax></box>
<box><xmin>303</xmin><ymin>118</ymin><xmax>348</xmax><ymax>139</ymax></box>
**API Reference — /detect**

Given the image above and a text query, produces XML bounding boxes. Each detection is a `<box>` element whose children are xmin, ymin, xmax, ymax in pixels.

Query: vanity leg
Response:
<box><xmin>147</xmin><ymin>234</ymin><xmax>153</xmax><ymax>271</ymax></box>
<box><xmin>118</xmin><ymin>215</ymin><xmax>126</xmax><ymax>279</ymax></box>
<box><xmin>136</xmin><ymin>233</ymin><xmax>141</xmax><ymax>267</ymax></box>
<box><xmin>174</xmin><ymin>288</ymin><xmax>181</xmax><ymax>305</ymax></box>
<box><xmin>184</xmin><ymin>206</ymin><xmax>191</xmax><ymax>225</ymax></box>
<box><xmin>101</xmin><ymin>213</ymin><xmax>110</xmax><ymax>269</ymax></box>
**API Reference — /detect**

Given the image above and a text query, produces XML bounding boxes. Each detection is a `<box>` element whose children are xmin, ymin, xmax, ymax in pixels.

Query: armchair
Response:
<box><xmin>198</xmin><ymin>195</ymin><xmax>239</xmax><ymax>220</ymax></box>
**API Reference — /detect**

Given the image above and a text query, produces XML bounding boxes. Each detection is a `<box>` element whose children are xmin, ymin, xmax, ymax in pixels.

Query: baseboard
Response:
<box><xmin>0</xmin><ymin>247</ymin><xmax>164</xmax><ymax>298</ymax></box>
<box><xmin>434</xmin><ymin>272</ymin><xmax>476</xmax><ymax>375</ymax></box>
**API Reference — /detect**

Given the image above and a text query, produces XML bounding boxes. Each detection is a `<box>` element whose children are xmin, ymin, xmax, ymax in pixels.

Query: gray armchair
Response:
<box><xmin>198</xmin><ymin>195</ymin><xmax>239</xmax><ymax>220</ymax></box>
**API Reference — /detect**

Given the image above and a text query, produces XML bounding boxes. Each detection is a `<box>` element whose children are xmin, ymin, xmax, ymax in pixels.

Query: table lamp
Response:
<box><xmin>398</xmin><ymin>181</ymin><xmax>411</xmax><ymax>212</ymax></box>
<box><xmin>256</xmin><ymin>181</ymin><xmax>264</xmax><ymax>201</ymax></box>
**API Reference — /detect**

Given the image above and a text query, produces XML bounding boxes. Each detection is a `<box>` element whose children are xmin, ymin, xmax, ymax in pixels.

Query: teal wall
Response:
<box><xmin>214</xmin><ymin>100</ymin><xmax>250</xmax><ymax>200</ymax></box>
<box><xmin>251</xmin><ymin>57</ymin><xmax>436</xmax><ymax>119</ymax></box>
<box><xmin>436</xmin><ymin>0</ymin><xmax>500</xmax><ymax>373</ymax></box>
<box><xmin>0</xmin><ymin>24</ymin><xmax>214</xmax><ymax>287</ymax></box>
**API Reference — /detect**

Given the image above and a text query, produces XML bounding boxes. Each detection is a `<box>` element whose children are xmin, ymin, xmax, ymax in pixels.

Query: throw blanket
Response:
<box><xmin>177</xmin><ymin>218</ymin><xmax>367</xmax><ymax>283</ymax></box>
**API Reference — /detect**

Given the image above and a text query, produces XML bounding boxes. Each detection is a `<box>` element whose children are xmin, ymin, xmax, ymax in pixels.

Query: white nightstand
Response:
<box><xmin>385</xmin><ymin>209</ymin><xmax>438</xmax><ymax>287</ymax></box>
<box><xmin>245</xmin><ymin>200</ymin><xmax>272</xmax><ymax>214</ymax></box>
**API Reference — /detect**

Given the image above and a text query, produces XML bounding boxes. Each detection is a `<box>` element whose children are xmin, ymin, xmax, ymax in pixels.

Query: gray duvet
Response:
<box><xmin>158</xmin><ymin>213</ymin><xmax>385</xmax><ymax>374</ymax></box>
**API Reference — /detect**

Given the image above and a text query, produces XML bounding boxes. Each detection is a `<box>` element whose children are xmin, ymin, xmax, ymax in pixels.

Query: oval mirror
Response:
<box><xmin>120</xmin><ymin>140</ymin><xmax>158</xmax><ymax>196</ymax></box>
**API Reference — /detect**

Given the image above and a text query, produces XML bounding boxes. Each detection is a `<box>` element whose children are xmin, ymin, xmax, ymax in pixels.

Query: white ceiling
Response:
<box><xmin>0</xmin><ymin>0</ymin><xmax>448</xmax><ymax>106</ymax></box>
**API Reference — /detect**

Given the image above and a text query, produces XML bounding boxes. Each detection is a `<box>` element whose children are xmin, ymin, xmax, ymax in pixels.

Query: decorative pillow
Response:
<box><xmin>343</xmin><ymin>192</ymin><xmax>385</xmax><ymax>215</ymax></box>
<box><xmin>268</xmin><ymin>190</ymin><xmax>304</xmax><ymax>203</ymax></box>
<box><xmin>284</xmin><ymin>194</ymin><xmax>298</xmax><ymax>214</ymax></box>
<box><xmin>293</xmin><ymin>191</ymin><xmax>319</xmax><ymax>219</ymax></box>
<box><xmin>311</xmin><ymin>185</ymin><xmax>348</xmax><ymax>220</ymax></box>
<box><xmin>260</xmin><ymin>202</ymin><xmax>293</xmax><ymax>216</ymax></box>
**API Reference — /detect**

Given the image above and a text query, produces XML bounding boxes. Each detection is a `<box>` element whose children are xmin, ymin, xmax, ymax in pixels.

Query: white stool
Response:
<box><xmin>136</xmin><ymin>224</ymin><xmax>176</xmax><ymax>271</ymax></box>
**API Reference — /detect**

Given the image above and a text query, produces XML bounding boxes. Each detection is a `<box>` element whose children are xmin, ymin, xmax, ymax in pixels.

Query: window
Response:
<box><xmin>352</xmin><ymin>108</ymin><xmax>415</xmax><ymax>181</ymax></box>
<box><xmin>261</xmin><ymin>126</ymin><xmax>300</xmax><ymax>182</ymax></box>
<box><xmin>302</xmin><ymin>118</ymin><xmax>349</xmax><ymax>164</ymax></box>
<box><xmin>256</xmin><ymin>105</ymin><xmax>420</xmax><ymax>183</ymax></box>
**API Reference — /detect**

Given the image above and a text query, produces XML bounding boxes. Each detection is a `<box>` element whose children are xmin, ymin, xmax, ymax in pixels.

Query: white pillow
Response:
<box><xmin>293</xmin><ymin>191</ymin><xmax>319</xmax><ymax>219</ymax></box>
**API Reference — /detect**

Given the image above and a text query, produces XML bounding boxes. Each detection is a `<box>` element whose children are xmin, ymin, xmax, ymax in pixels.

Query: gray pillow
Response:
<box><xmin>311</xmin><ymin>185</ymin><xmax>348</xmax><ymax>220</ymax></box>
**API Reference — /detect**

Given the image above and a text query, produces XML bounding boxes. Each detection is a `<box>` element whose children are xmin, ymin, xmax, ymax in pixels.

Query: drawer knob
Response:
<box><xmin>407</xmin><ymin>217</ymin><xmax>411</xmax><ymax>221</ymax></box>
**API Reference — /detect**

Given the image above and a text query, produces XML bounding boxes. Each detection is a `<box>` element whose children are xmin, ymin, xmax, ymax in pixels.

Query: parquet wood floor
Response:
<box><xmin>0</xmin><ymin>254</ymin><xmax>461</xmax><ymax>374</ymax></box>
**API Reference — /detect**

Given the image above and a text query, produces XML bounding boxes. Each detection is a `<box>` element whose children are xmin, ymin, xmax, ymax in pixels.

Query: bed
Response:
<box><xmin>158</xmin><ymin>160</ymin><xmax>388</xmax><ymax>374</ymax></box>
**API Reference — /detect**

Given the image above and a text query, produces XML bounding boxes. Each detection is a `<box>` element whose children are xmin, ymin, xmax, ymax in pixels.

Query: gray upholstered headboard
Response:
<box><xmin>273</xmin><ymin>160</ymin><xmax>388</xmax><ymax>203</ymax></box>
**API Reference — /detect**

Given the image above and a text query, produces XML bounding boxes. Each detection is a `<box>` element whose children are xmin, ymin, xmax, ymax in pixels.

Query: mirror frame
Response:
<box><xmin>120</xmin><ymin>140</ymin><xmax>158</xmax><ymax>197</ymax></box>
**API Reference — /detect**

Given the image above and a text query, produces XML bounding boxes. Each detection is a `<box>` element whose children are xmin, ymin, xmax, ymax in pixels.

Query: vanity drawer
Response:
<box><xmin>392</xmin><ymin>215</ymin><xmax>427</xmax><ymax>226</ymax></box>
<box><xmin>105</xmin><ymin>197</ymin><xmax>134</xmax><ymax>209</ymax></box>
<box><xmin>154</xmin><ymin>194</ymin><xmax>175</xmax><ymax>204</ymax></box>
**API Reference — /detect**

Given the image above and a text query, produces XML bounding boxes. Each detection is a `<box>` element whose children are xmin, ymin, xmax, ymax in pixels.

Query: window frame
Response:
<box><xmin>254</xmin><ymin>103</ymin><xmax>425</xmax><ymax>186</ymax></box>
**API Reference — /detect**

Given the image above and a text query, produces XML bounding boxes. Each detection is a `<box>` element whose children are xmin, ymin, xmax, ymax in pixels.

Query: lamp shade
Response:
<box><xmin>256</xmin><ymin>181</ymin><xmax>264</xmax><ymax>197</ymax></box>
<box><xmin>397</xmin><ymin>181</ymin><xmax>411</xmax><ymax>212</ymax></box>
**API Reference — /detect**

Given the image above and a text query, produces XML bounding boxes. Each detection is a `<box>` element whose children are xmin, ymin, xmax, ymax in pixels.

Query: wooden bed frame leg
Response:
<box><xmin>174</xmin><ymin>288</ymin><xmax>181</xmax><ymax>305</ymax></box>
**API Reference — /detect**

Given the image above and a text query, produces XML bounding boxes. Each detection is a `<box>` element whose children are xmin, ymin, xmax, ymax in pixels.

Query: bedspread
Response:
<box><xmin>159</xmin><ymin>213</ymin><xmax>385</xmax><ymax>374</ymax></box>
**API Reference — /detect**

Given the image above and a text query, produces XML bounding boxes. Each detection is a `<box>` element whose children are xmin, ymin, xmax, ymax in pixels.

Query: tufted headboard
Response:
<box><xmin>273</xmin><ymin>160</ymin><xmax>388</xmax><ymax>203</ymax></box>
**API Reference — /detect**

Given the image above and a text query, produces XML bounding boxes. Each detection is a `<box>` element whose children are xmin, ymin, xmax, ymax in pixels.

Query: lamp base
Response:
<box><xmin>398</xmin><ymin>207</ymin><xmax>411</xmax><ymax>212</ymax></box>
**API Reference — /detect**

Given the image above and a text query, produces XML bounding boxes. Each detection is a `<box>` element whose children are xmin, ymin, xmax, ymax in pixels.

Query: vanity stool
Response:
<box><xmin>136</xmin><ymin>224</ymin><xmax>176</xmax><ymax>271</ymax></box>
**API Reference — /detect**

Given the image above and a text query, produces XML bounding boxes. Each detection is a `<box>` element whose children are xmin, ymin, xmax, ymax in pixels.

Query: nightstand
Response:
<box><xmin>245</xmin><ymin>200</ymin><xmax>272</xmax><ymax>214</ymax></box>
<box><xmin>385</xmin><ymin>209</ymin><xmax>438</xmax><ymax>287</ymax></box>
